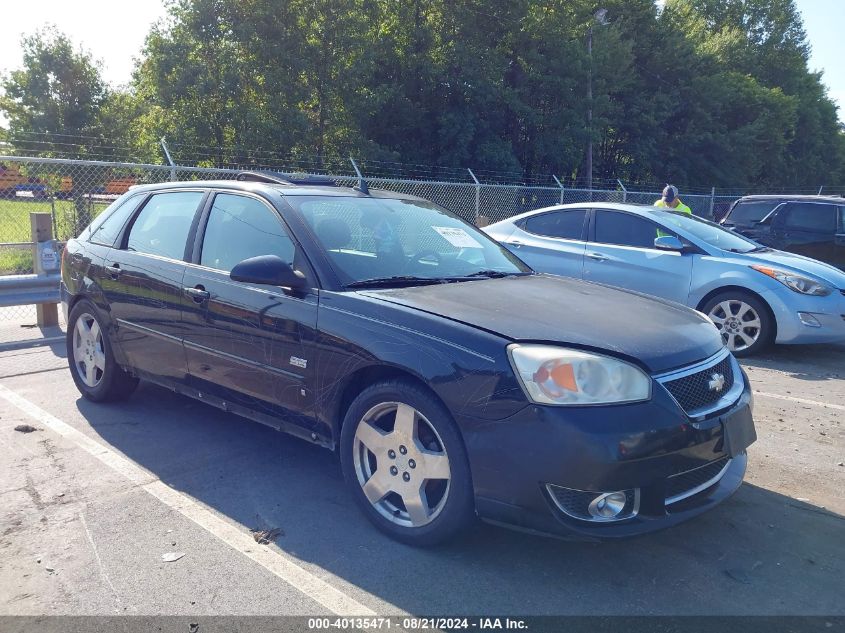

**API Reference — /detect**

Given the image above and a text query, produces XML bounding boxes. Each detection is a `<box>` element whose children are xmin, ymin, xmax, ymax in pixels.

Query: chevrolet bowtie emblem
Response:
<box><xmin>708</xmin><ymin>373</ymin><xmax>726</xmax><ymax>392</ymax></box>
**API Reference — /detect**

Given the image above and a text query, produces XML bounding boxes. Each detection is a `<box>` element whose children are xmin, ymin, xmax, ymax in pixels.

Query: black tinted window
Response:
<box><xmin>783</xmin><ymin>203</ymin><xmax>837</xmax><ymax>233</ymax></box>
<box><xmin>201</xmin><ymin>194</ymin><xmax>295</xmax><ymax>272</ymax></box>
<box><xmin>90</xmin><ymin>194</ymin><xmax>145</xmax><ymax>246</ymax></box>
<box><xmin>523</xmin><ymin>210</ymin><xmax>586</xmax><ymax>240</ymax></box>
<box><xmin>728</xmin><ymin>201</ymin><xmax>779</xmax><ymax>225</ymax></box>
<box><xmin>594</xmin><ymin>211</ymin><xmax>662</xmax><ymax>248</ymax></box>
<box><xmin>126</xmin><ymin>191</ymin><xmax>203</xmax><ymax>259</ymax></box>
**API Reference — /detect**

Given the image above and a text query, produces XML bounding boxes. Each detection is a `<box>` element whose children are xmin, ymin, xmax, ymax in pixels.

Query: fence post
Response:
<box><xmin>161</xmin><ymin>137</ymin><xmax>177</xmax><ymax>181</ymax></box>
<box><xmin>467</xmin><ymin>168</ymin><xmax>480</xmax><ymax>221</ymax></box>
<box><xmin>617</xmin><ymin>179</ymin><xmax>627</xmax><ymax>202</ymax></box>
<box><xmin>709</xmin><ymin>186</ymin><xmax>715</xmax><ymax>220</ymax></box>
<box><xmin>552</xmin><ymin>175</ymin><xmax>565</xmax><ymax>205</ymax></box>
<box><xmin>30</xmin><ymin>212</ymin><xmax>58</xmax><ymax>327</ymax></box>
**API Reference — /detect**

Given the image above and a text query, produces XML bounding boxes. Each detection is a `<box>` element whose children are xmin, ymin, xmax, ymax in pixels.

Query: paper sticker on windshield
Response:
<box><xmin>433</xmin><ymin>226</ymin><xmax>483</xmax><ymax>248</ymax></box>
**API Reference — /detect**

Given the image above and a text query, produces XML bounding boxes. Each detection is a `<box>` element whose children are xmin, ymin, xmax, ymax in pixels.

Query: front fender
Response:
<box><xmin>312</xmin><ymin>291</ymin><xmax>527</xmax><ymax>441</ymax></box>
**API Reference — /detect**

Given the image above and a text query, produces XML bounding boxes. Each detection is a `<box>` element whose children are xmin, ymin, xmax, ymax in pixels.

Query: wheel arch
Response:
<box><xmin>695</xmin><ymin>285</ymin><xmax>778</xmax><ymax>341</ymax></box>
<box><xmin>332</xmin><ymin>364</ymin><xmax>452</xmax><ymax>448</ymax></box>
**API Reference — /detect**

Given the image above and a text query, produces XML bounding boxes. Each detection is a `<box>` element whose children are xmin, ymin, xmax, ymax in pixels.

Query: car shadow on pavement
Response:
<box><xmin>76</xmin><ymin>382</ymin><xmax>844</xmax><ymax>616</ymax></box>
<box><xmin>740</xmin><ymin>343</ymin><xmax>845</xmax><ymax>382</ymax></box>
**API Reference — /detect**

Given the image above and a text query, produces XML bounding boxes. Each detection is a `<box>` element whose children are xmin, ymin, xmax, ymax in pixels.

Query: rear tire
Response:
<box><xmin>340</xmin><ymin>379</ymin><xmax>474</xmax><ymax>546</ymax></box>
<box><xmin>702</xmin><ymin>291</ymin><xmax>774</xmax><ymax>357</ymax></box>
<box><xmin>67</xmin><ymin>300</ymin><xmax>138</xmax><ymax>402</ymax></box>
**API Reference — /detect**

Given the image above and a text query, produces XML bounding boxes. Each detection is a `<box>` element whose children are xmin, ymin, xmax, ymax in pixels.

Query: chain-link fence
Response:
<box><xmin>1</xmin><ymin>154</ymin><xmax>742</xmax><ymax>321</ymax></box>
<box><xmin>0</xmin><ymin>155</ymin><xmax>743</xmax><ymax>274</ymax></box>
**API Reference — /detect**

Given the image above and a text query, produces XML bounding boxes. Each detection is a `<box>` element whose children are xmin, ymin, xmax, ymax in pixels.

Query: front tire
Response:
<box><xmin>340</xmin><ymin>379</ymin><xmax>474</xmax><ymax>546</ymax></box>
<box><xmin>702</xmin><ymin>291</ymin><xmax>774</xmax><ymax>357</ymax></box>
<box><xmin>67</xmin><ymin>300</ymin><xmax>138</xmax><ymax>402</ymax></box>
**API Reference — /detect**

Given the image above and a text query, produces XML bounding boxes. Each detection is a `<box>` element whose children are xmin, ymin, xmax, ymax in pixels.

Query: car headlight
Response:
<box><xmin>507</xmin><ymin>344</ymin><xmax>651</xmax><ymax>406</ymax></box>
<box><xmin>750</xmin><ymin>265</ymin><xmax>831</xmax><ymax>296</ymax></box>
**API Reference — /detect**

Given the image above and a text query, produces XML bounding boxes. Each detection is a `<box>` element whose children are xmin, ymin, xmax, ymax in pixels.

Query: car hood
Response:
<box><xmin>360</xmin><ymin>274</ymin><xmax>724</xmax><ymax>373</ymax></box>
<box><xmin>732</xmin><ymin>249</ymin><xmax>845</xmax><ymax>287</ymax></box>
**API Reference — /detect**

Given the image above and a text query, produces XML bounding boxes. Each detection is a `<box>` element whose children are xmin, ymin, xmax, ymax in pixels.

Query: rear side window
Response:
<box><xmin>126</xmin><ymin>191</ymin><xmax>204</xmax><ymax>260</ymax></box>
<box><xmin>90</xmin><ymin>194</ymin><xmax>145</xmax><ymax>246</ymax></box>
<box><xmin>200</xmin><ymin>193</ymin><xmax>295</xmax><ymax>272</ymax></box>
<box><xmin>839</xmin><ymin>207</ymin><xmax>845</xmax><ymax>232</ymax></box>
<box><xmin>594</xmin><ymin>211</ymin><xmax>663</xmax><ymax>248</ymax></box>
<box><xmin>782</xmin><ymin>203</ymin><xmax>837</xmax><ymax>233</ymax></box>
<box><xmin>522</xmin><ymin>210</ymin><xmax>586</xmax><ymax>240</ymax></box>
<box><xmin>728</xmin><ymin>201</ymin><xmax>779</xmax><ymax>225</ymax></box>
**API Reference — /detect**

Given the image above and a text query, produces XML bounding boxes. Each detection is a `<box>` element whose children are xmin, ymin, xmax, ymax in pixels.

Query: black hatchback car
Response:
<box><xmin>61</xmin><ymin>172</ymin><xmax>756</xmax><ymax>545</ymax></box>
<box><xmin>721</xmin><ymin>195</ymin><xmax>845</xmax><ymax>270</ymax></box>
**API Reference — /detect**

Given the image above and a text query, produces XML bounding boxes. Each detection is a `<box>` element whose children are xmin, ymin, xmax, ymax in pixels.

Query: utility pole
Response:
<box><xmin>587</xmin><ymin>24</ymin><xmax>593</xmax><ymax>191</ymax></box>
<box><xmin>585</xmin><ymin>9</ymin><xmax>608</xmax><ymax>192</ymax></box>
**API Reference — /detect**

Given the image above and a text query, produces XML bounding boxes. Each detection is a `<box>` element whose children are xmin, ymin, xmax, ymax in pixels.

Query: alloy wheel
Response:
<box><xmin>72</xmin><ymin>312</ymin><xmax>106</xmax><ymax>388</ymax></box>
<box><xmin>352</xmin><ymin>402</ymin><xmax>451</xmax><ymax>528</ymax></box>
<box><xmin>707</xmin><ymin>300</ymin><xmax>761</xmax><ymax>352</ymax></box>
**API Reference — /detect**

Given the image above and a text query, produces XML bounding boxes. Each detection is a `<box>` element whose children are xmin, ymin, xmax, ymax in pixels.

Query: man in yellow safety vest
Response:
<box><xmin>654</xmin><ymin>184</ymin><xmax>692</xmax><ymax>215</ymax></box>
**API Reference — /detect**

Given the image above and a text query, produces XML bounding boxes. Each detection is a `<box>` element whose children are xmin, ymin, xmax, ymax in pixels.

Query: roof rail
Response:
<box><xmin>236</xmin><ymin>170</ymin><xmax>294</xmax><ymax>185</ymax></box>
<box><xmin>235</xmin><ymin>170</ymin><xmax>338</xmax><ymax>187</ymax></box>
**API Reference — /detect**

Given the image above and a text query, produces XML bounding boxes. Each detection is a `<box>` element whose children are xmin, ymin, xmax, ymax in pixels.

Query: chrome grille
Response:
<box><xmin>662</xmin><ymin>354</ymin><xmax>734</xmax><ymax>415</ymax></box>
<box><xmin>665</xmin><ymin>457</ymin><xmax>731</xmax><ymax>505</ymax></box>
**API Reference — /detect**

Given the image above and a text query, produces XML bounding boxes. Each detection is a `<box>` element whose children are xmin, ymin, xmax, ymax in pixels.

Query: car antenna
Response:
<box><xmin>349</xmin><ymin>157</ymin><xmax>370</xmax><ymax>195</ymax></box>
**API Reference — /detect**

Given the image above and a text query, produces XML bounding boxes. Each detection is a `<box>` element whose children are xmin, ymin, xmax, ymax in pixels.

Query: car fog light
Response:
<box><xmin>588</xmin><ymin>491</ymin><xmax>628</xmax><ymax>519</ymax></box>
<box><xmin>797</xmin><ymin>312</ymin><xmax>821</xmax><ymax>328</ymax></box>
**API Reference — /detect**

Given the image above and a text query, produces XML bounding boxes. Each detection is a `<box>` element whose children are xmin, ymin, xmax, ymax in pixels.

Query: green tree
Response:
<box><xmin>0</xmin><ymin>28</ymin><xmax>106</xmax><ymax>156</ymax></box>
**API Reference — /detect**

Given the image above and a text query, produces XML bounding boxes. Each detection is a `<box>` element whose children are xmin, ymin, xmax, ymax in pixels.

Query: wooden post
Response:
<box><xmin>30</xmin><ymin>212</ymin><xmax>59</xmax><ymax>327</ymax></box>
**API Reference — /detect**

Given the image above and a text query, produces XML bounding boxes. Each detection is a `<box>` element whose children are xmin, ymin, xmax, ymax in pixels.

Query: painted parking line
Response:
<box><xmin>0</xmin><ymin>383</ymin><xmax>378</xmax><ymax>616</ymax></box>
<box><xmin>754</xmin><ymin>390</ymin><xmax>845</xmax><ymax>412</ymax></box>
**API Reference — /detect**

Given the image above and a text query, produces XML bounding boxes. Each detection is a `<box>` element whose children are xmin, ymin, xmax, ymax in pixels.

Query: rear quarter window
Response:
<box><xmin>89</xmin><ymin>194</ymin><xmax>146</xmax><ymax>246</ymax></box>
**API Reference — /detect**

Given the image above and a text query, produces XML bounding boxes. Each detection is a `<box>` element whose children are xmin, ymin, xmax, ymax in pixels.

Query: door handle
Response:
<box><xmin>587</xmin><ymin>252</ymin><xmax>609</xmax><ymax>262</ymax></box>
<box><xmin>108</xmin><ymin>263</ymin><xmax>123</xmax><ymax>279</ymax></box>
<box><xmin>185</xmin><ymin>285</ymin><xmax>210</xmax><ymax>303</ymax></box>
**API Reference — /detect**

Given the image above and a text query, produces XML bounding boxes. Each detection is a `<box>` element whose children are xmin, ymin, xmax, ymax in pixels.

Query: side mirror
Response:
<box><xmin>230</xmin><ymin>255</ymin><xmax>306</xmax><ymax>289</ymax></box>
<box><xmin>654</xmin><ymin>235</ymin><xmax>685</xmax><ymax>252</ymax></box>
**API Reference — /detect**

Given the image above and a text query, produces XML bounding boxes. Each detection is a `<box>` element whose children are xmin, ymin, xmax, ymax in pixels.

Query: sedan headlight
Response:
<box><xmin>507</xmin><ymin>344</ymin><xmax>651</xmax><ymax>406</ymax></box>
<box><xmin>750</xmin><ymin>265</ymin><xmax>831</xmax><ymax>296</ymax></box>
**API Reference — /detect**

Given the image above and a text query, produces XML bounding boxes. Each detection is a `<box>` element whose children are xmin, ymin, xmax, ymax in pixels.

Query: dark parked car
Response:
<box><xmin>721</xmin><ymin>195</ymin><xmax>845</xmax><ymax>270</ymax></box>
<box><xmin>61</xmin><ymin>172</ymin><xmax>756</xmax><ymax>545</ymax></box>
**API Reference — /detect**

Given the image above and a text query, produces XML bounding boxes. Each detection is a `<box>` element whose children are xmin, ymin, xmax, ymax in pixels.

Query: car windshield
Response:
<box><xmin>290</xmin><ymin>196</ymin><xmax>530</xmax><ymax>286</ymax></box>
<box><xmin>726</xmin><ymin>200</ymin><xmax>779</xmax><ymax>225</ymax></box>
<box><xmin>652</xmin><ymin>209</ymin><xmax>762</xmax><ymax>253</ymax></box>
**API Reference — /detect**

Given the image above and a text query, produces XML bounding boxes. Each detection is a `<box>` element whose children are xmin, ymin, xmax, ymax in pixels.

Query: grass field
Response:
<box><xmin>0</xmin><ymin>196</ymin><xmax>111</xmax><ymax>274</ymax></box>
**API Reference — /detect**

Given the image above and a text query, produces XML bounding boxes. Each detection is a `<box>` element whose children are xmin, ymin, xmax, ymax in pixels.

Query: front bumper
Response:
<box><xmin>763</xmin><ymin>287</ymin><xmax>845</xmax><ymax>345</ymax></box>
<box><xmin>460</xmin><ymin>366</ymin><xmax>755</xmax><ymax>540</ymax></box>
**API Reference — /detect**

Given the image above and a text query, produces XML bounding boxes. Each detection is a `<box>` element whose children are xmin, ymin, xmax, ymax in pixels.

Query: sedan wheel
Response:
<box><xmin>72</xmin><ymin>312</ymin><xmax>106</xmax><ymax>388</ymax></box>
<box><xmin>707</xmin><ymin>300</ymin><xmax>761</xmax><ymax>352</ymax></box>
<box><xmin>340</xmin><ymin>379</ymin><xmax>474</xmax><ymax>545</ymax></box>
<box><xmin>702</xmin><ymin>291</ymin><xmax>773</xmax><ymax>357</ymax></box>
<box><xmin>67</xmin><ymin>300</ymin><xmax>138</xmax><ymax>402</ymax></box>
<box><xmin>352</xmin><ymin>402</ymin><xmax>451</xmax><ymax>528</ymax></box>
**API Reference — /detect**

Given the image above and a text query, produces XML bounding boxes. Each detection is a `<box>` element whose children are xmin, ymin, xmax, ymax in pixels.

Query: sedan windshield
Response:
<box><xmin>653</xmin><ymin>209</ymin><xmax>762</xmax><ymax>253</ymax></box>
<box><xmin>290</xmin><ymin>196</ymin><xmax>530</xmax><ymax>286</ymax></box>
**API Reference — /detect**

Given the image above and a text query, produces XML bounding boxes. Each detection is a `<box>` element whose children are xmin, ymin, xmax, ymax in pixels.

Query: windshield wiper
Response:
<box><xmin>454</xmin><ymin>270</ymin><xmax>531</xmax><ymax>279</ymax></box>
<box><xmin>726</xmin><ymin>246</ymin><xmax>770</xmax><ymax>254</ymax></box>
<box><xmin>344</xmin><ymin>276</ymin><xmax>447</xmax><ymax>289</ymax></box>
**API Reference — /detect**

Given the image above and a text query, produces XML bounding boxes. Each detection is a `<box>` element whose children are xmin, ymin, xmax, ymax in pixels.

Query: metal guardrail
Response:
<box><xmin>0</xmin><ymin>272</ymin><xmax>60</xmax><ymax>308</ymax></box>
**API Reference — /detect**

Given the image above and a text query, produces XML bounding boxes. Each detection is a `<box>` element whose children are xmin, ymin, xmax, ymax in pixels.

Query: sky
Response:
<box><xmin>0</xmin><ymin>0</ymin><xmax>842</xmax><ymax>122</ymax></box>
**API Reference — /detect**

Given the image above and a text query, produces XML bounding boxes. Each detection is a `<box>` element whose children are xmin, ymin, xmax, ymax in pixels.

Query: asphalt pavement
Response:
<box><xmin>0</xmin><ymin>316</ymin><xmax>842</xmax><ymax>617</ymax></box>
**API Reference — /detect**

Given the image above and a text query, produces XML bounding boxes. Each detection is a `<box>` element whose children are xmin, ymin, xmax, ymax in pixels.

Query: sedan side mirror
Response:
<box><xmin>654</xmin><ymin>235</ymin><xmax>685</xmax><ymax>252</ymax></box>
<box><xmin>230</xmin><ymin>255</ymin><xmax>307</xmax><ymax>289</ymax></box>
